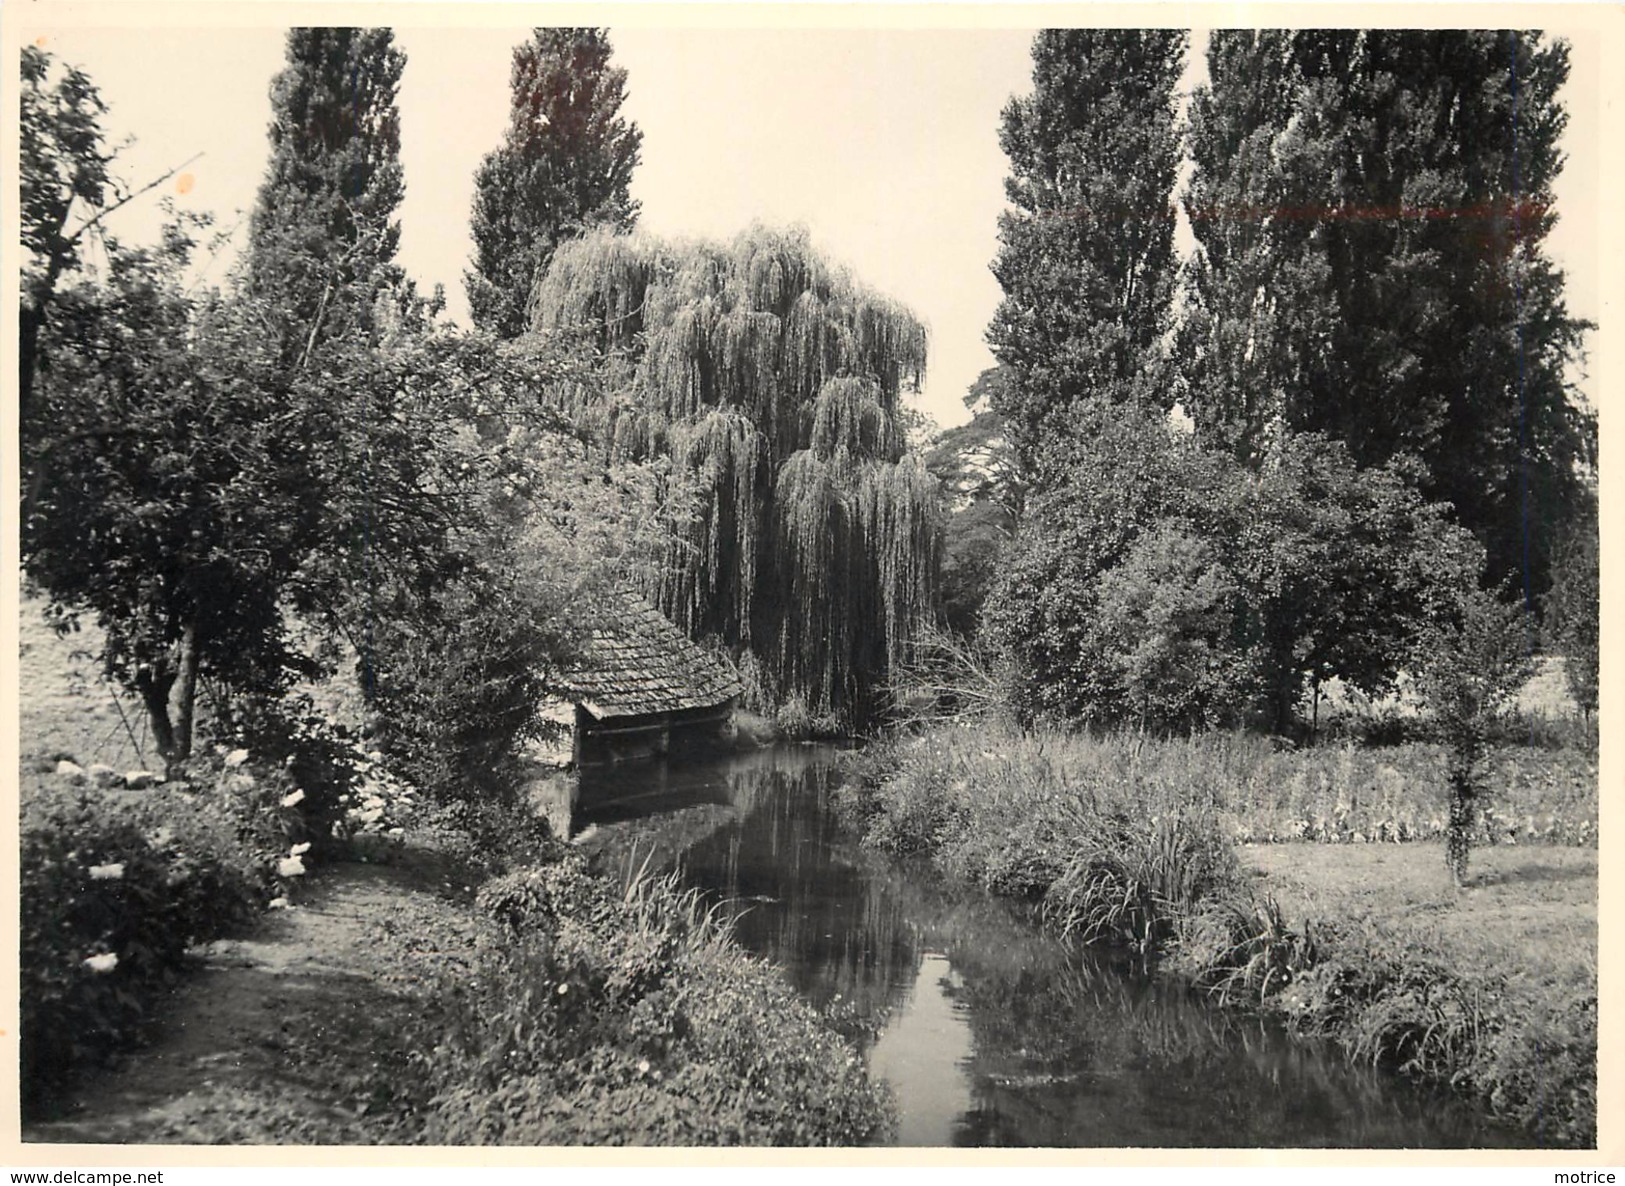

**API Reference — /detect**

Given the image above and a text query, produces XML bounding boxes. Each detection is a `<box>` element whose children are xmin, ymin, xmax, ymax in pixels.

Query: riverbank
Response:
<box><xmin>835</xmin><ymin>721</ymin><xmax>1598</xmax><ymax>1148</ymax></box>
<box><xmin>23</xmin><ymin>787</ymin><xmax>892</xmax><ymax>1145</ymax></box>
<box><xmin>18</xmin><ymin>602</ymin><xmax>890</xmax><ymax>1146</ymax></box>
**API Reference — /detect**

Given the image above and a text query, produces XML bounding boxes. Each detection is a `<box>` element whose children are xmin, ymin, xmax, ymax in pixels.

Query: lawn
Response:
<box><xmin>1240</xmin><ymin>843</ymin><xmax>1597</xmax><ymax>1004</ymax></box>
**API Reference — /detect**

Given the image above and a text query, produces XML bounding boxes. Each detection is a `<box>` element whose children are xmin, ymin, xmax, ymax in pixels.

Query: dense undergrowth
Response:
<box><xmin>18</xmin><ymin>747</ymin><xmax>322</xmax><ymax>1118</ymax></box>
<box><xmin>416</xmin><ymin>853</ymin><xmax>890</xmax><ymax>1145</ymax></box>
<box><xmin>836</xmin><ymin>721</ymin><xmax>1598</xmax><ymax>1148</ymax></box>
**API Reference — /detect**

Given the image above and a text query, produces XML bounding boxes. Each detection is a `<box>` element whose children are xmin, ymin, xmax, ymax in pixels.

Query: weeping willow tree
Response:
<box><xmin>528</xmin><ymin>225</ymin><xmax>941</xmax><ymax>723</ymax></box>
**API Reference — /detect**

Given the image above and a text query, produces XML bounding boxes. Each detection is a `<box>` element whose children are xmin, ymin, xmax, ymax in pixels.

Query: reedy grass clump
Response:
<box><xmin>841</xmin><ymin>723</ymin><xmax>1243</xmax><ymax>945</ymax></box>
<box><xmin>413</xmin><ymin>852</ymin><xmax>892</xmax><ymax>1146</ymax></box>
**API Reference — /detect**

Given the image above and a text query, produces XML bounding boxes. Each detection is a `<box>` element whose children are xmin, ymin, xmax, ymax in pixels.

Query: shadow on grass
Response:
<box><xmin>1469</xmin><ymin>859</ymin><xmax>1597</xmax><ymax>889</ymax></box>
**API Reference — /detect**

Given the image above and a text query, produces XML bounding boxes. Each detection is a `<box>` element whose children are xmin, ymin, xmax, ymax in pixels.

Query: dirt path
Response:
<box><xmin>24</xmin><ymin>849</ymin><xmax>484</xmax><ymax>1146</ymax></box>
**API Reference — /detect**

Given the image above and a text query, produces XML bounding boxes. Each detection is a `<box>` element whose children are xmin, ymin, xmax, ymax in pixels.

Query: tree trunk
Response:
<box><xmin>136</xmin><ymin>666</ymin><xmax>178</xmax><ymax>772</ymax></box>
<box><xmin>20</xmin><ymin>304</ymin><xmax>41</xmax><ymax>423</ymax></box>
<box><xmin>1445</xmin><ymin>732</ymin><xmax>1482</xmax><ymax>887</ymax></box>
<box><xmin>169</xmin><ymin>621</ymin><xmax>201</xmax><ymax>776</ymax></box>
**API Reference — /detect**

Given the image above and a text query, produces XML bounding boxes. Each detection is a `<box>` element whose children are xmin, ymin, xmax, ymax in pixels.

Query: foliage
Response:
<box><xmin>415</xmin><ymin>856</ymin><xmax>892</xmax><ymax>1145</ymax></box>
<box><xmin>923</xmin><ymin>368</ymin><xmax>1023</xmax><ymax>637</ymax></box>
<box><xmin>19</xmin><ymin>45</ymin><xmax>115</xmax><ymax>418</ymax></box>
<box><xmin>1543</xmin><ymin>503</ymin><xmax>1599</xmax><ymax>715</ymax></box>
<box><xmin>984</xmin><ymin>408</ymin><xmax>1482</xmax><ymax>734</ymax></box>
<box><xmin>530</xmin><ymin>225</ymin><xmax>941</xmax><ymax>724</ymax></box>
<box><xmin>22</xmin><ymin>229</ymin><xmax>330</xmax><ymax>772</ymax></box>
<box><xmin>23</xmin><ymin>162</ymin><xmax>647</xmax><ymax>786</ymax></box>
<box><xmin>982</xmin><ymin>406</ymin><xmax>1236</xmax><ymax>728</ymax></box>
<box><xmin>467</xmin><ymin>28</ymin><xmax>642</xmax><ymax>339</ymax></box>
<box><xmin>245</xmin><ymin>27</ymin><xmax>413</xmax><ymax>360</ymax></box>
<box><xmin>1233</xmin><ymin>434</ymin><xmax>1483</xmax><ymax>734</ymax></box>
<box><xmin>18</xmin><ymin>755</ymin><xmax>315</xmax><ymax>1117</ymax></box>
<box><xmin>1091</xmin><ymin>524</ymin><xmax>1244</xmax><ymax>732</ymax></box>
<box><xmin>1180</xmin><ymin>30</ymin><xmax>1594</xmax><ymax>598</ymax></box>
<box><xmin>988</xmin><ymin>30</ymin><xmax>1187</xmax><ymax>478</ymax></box>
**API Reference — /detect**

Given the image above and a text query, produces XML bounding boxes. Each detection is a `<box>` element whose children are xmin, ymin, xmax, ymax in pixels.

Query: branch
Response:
<box><xmin>62</xmin><ymin>151</ymin><xmax>204</xmax><ymax>249</ymax></box>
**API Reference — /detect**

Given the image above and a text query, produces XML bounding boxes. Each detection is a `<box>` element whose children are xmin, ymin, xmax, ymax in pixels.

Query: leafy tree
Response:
<box><xmin>23</xmin><ymin>228</ymin><xmax>326</xmax><ymax>774</ymax></box>
<box><xmin>19</xmin><ymin>45</ymin><xmax>112</xmax><ymax>421</ymax></box>
<box><xmin>466</xmin><ymin>28</ymin><xmax>643</xmax><ymax>339</ymax></box>
<box><xmin>1093</xmin><ymin>524</ymin><xmax>1245</xmax><ymax>732</ymax></box>
<box><xmin>1414</xmin><ymin>585</ymin><xmax>1536</xmax><ymax>885</ymax></box>
<box><xmin>988</xmin><ymin>29</ymin><xmax>1187</xmax><ymax>479</ymax></box>
<box><xmin>984</xmin><ymin>409</ymin><xmax>1481</xmax><ymax>734</ymax></box>
<box><xmin>245</xmin><ymin>27</ymin><xmax>409</xmax><ymax>360</ymax></box>
<box><xmin>1233</xmin><ymin>435</ymin><xmax>1484</xmax><ymax>736</ymax></box>
<box><xmin>1181</xmin><ymin>30</ymin><xmax>1593</xmax><ymax>598</ymax></box>
<box><xmin>530</xmin><ymin>225</ymin><xmax>941</xmax><ymax>725</ymax></box>
<box><xmin>982</xmin><ymin>406</ymin><xmax>1245</xmax><ymax>728</ymax></box>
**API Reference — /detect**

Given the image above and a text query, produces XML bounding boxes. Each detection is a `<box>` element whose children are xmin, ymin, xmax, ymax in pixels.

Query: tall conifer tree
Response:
<box><xmin>466</xmin><ymin>28</ymin><xmax>642</xmax><ymax>339</ymax></box>
<box><xmin>246</xmin><ymin>27</ymin><xmax>407</xmax><ymax>356</ymax></box>
<box><xmin>987</xmin><ymin>29</ymin><xmax>1187</xmax><ymax>479</ymax></box>
<box><xmin>1181</xmin><ymin>29</ymin><xmax>1592</xmax><ymax>597</ymax></box>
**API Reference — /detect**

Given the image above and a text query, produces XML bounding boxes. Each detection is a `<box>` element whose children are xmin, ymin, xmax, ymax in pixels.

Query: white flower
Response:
<box><xmin>637</xmin><ymin>1059</ymin><xmax>651</xmax><ymax>1075</ymax></box>
<box><xmin>223</xmin><ymin>748</ymin><xmax>250</xmax><ymax>768</ymax></box>
<box><xmin>289</xmin><ymin>842</ymin><xmax>311</xmax><ymax>856</ymax></box>
<box><xmin>84</xmin><ymin>953</ymin><xmax>118</xmax><ymax>974</ymax></box>
<box><xmin>278</xmin><ymin>855</ymin><xmax>307</xmax><ymax>878</ymax></box>
<box><xmin>268</xmin><ymin>897</ymin><xmax>290</xmax><ymax>910</ymax></box>
<box><xmin>281</xmin><ymin>789</ymin><xmax>306</xmax><ymax>808</ymax></box>
<box><xmin>88</xmin><ymin>863</ymin><xmax>125</xmax><ymax>881</ymax></box>
<box><xmin>556</xmin><ymin>982</ymin><xmax>569</xmax><ymax>996</ymax></box>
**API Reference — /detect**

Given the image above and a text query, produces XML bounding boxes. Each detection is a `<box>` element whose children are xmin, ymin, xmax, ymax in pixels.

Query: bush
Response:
<box><xmin>415</xmin><ymin>858</ymin><xmax>892</xmax><ymax>1145</ymax></box>
<box><xmin>19</xmin><ymin>771</ymin><xmax>286</xmax><ymax>1115</ymax></box>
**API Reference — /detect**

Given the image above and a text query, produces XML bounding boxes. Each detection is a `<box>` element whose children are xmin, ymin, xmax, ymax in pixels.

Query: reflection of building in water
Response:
<box><xmin>541</xmin><ymin>589</ymin><xmax>743</xmax><ymax>766</ymax></box>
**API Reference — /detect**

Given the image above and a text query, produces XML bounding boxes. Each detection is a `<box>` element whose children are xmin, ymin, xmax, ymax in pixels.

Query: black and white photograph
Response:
<box><xmin>4</xmin><ymin>1</ymin><xmax>1614</xmax><ymax>1165</ymax></box>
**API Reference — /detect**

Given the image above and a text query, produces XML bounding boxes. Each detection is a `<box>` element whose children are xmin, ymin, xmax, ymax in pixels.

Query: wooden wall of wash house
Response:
<box><xmin>575</xmin><ymin>699</ymin><xmax>738</xmax><ymax>766</ymax></box>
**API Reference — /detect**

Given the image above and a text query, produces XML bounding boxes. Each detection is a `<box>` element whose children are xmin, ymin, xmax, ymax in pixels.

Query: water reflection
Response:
<box><xmin>577</xmin><ymin>745</ymin><xmax>1526</xmax><ymax>1149</ymax></box>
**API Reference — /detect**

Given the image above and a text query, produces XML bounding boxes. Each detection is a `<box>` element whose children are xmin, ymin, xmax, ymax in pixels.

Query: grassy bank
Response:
<box><xmin>837</xmin><ymin>721</ymin><xmax>1597</xmax><ymax>1147</ymax></box>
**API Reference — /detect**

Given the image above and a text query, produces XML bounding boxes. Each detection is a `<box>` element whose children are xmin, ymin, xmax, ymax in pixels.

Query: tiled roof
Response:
<box><xmin>561</xmin><ymin>590</ymin><xmax>743</xmax><ymax>721</ymax></box>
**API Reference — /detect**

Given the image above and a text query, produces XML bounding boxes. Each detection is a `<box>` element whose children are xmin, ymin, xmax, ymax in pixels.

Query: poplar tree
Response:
<box><xmin>246</xmin><ymin>27</ymin><xmax>407</xmax><ymax>358</ymax></box>
<box><xmin>466</xmin><ymin>28</ymin><xmax>642</xmax><ymax>339</ymax></box>
<box><xmin>987</xmin><ymin>29</ymin><xmax>1187</xmax><ymax>479</ymax></box>
<box><xmin>1180</xmin><ymin>29</ymin><xmax>1592</xmax><ymax>596</ymax></box>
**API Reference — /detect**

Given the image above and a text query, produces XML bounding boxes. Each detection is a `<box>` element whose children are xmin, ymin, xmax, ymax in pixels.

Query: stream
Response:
<box><xmin>571</xmin><ymin>742</ymin><xmax>1524</xmax><ymax>1148</ymax></box>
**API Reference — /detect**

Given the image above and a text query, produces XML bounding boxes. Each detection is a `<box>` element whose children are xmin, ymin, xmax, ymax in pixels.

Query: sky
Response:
<box><xmin>22</xmin><ymin>20</ymin><xmax>1603</xmax><ymax>429</ymax></box>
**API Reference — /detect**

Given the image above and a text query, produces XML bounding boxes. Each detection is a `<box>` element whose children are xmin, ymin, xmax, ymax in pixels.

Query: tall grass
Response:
<box><xmin>412</xmin><ymin>852</ymin><xmax>892</xmax><ymax>1146</ymax></box>
<box><xmin>840</xmin><ymin>723</ymin><xmax>1243</xmax><ymax>946</ymax></box>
